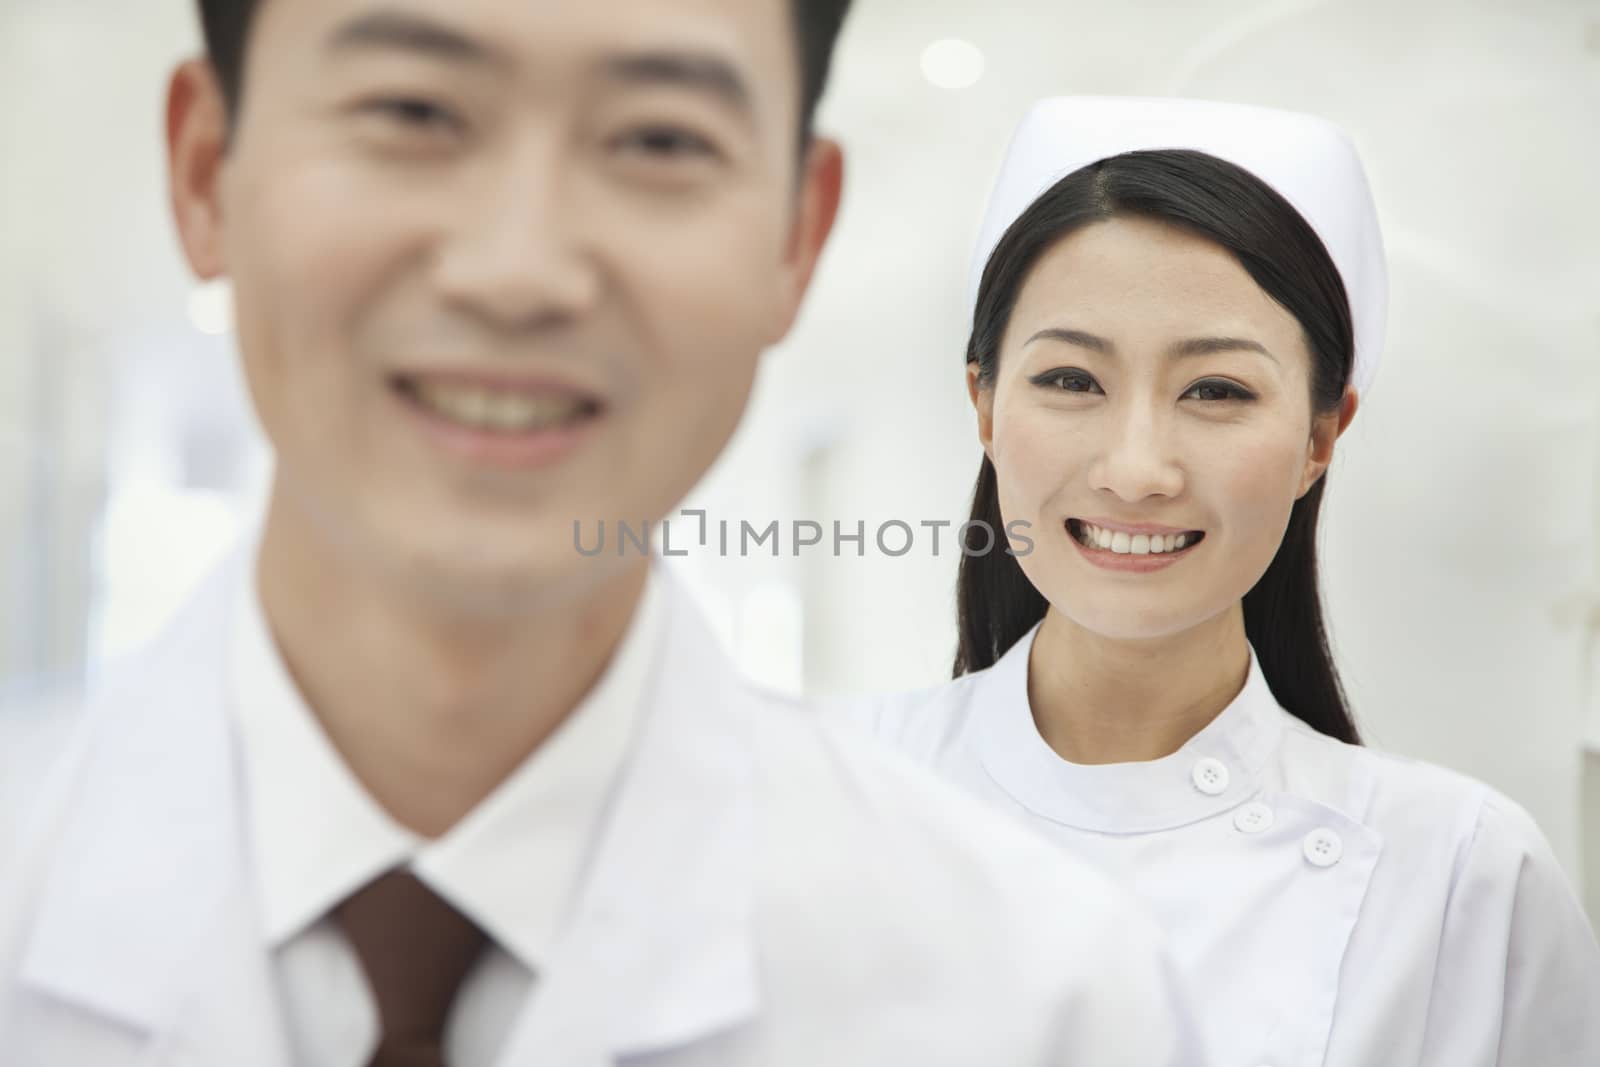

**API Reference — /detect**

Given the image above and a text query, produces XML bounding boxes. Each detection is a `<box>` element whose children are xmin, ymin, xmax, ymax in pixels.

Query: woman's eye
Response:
<box><xmin>1183</xmin><ymin>379</ymin><xmax>1254</xmax><ymax>403</ymax></box>
<box><xmin>1034</xmin><ymin>370</ymin><xmax>1102</xmax><ymax>394</ymax></box>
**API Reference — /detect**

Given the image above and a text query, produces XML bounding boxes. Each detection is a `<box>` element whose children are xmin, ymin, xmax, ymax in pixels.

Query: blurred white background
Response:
<box><xmin>3</xmin><ymin>0</ymin><xmax>1599</xmax><ymax>919</ymax></box>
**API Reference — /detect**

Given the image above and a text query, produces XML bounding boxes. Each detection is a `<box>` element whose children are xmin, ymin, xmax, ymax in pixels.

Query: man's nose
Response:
<box><xmin>431</xmin><ymin>140</ymin><xmax>601</xmax><ymax>331</ymax></box>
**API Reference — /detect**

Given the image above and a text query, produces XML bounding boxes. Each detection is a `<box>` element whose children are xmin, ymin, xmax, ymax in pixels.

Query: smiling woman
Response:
<box><xmin>959</xmin><ymin>149</ymin><xmax>1359</xmax><ymax>741</ymax></box>
<box><xmin>840</xmin><ymin>95</ymin><xmax>1600</xmax><ymax>1067</ymax></box>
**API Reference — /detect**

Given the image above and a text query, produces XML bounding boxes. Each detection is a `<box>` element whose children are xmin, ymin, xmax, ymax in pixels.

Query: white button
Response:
<box><xmin>1191</xmin><ymin>757</ymin><xmax>1230</xmax><ymax>796</ymax></box>
<box><xmin>1233</xmin><ymin>802</ymin><xmax>1275</xmax><ymax>834</ymax></box>
<box><xmin>1303</xmin><ymin>828</ymin><xmax>1344</xmax><ymax>868</ymax></box>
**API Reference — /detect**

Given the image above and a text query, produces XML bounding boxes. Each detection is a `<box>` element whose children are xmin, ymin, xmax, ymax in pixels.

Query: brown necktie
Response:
<box><xmin>333</xmin><ymin>868</ymin><xmax>489</xmax><ymax>1067</ymax></box>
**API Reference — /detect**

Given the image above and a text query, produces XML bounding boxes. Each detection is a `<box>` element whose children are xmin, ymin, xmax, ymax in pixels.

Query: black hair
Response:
<box><xmin>955</xmin><ymin>149</ymin><xmax>1361</xmax><ymax>745</ymax></box>
<box><xmin>195</xmin><ymin>0</ymin><xmax>853</xmax><ymax>143</ymax></box>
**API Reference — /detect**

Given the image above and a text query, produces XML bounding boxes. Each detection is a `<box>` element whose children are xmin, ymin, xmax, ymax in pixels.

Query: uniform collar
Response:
<box><xmin>972</xmin><ymin>622</ymin><xmax>1285</xmax><ymax>834</ymax></box>
<box><xmin>491</xmin><ymin>575</ymin><xmax>760</xmax><ymax>1060</ymax></box>
<box><xmin>229</xmin><ymin>552</ymin><xmax>667</xmax><ymax>975</ymax></box>
<box><xmin>17</xmin><ymin>541</ymin><xmax>755</xmax><ymax>1063</ymax></box>
<box><xmin>415</xmin><ymin>567</ymin><xmax>665</xmax><ymax>976</ymax></box>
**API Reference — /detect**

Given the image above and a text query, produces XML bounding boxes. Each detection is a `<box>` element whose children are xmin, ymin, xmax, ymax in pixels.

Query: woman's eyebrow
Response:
<box><xmin>1025</xmin><ymin>327</ymin><xmax>1277</xmax><ymax>364</ymax></box>
<box><xmin>1024</xmin><ymin>327</ymin><xmax>1111</xmax><ymax>353</ymax></box>
<box><xmin>1168</xmin><ymin>335</ymin><xmax>1278</xmax><ymax>364</ymax></box>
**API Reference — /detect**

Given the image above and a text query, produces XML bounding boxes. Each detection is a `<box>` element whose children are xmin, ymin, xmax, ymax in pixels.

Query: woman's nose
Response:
<box><xmin>1087</xmin><ymin>407</ymin><xmax>1184</xmax><ymax>503</ymax></box>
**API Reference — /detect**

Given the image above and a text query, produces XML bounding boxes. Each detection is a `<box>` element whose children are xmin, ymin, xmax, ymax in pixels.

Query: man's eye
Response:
<box><xmin>364</xmin><ymin>98</ymin><xmax>462</xmax><ymax>133</ymax></box>
<box><xmin>615</xmin><ymin>126</ymin><xmax>720</xmax><ymax>160</ymax></box>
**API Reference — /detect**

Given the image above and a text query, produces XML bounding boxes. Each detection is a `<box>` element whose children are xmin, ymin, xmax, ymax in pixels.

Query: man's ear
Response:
<box><xmin>968</xmin><ymin>361</ymin><xmax>995</xmax><ymax>463</ymax></box>
<box><xmin>1299</xmin><ymin>386</ymin><xmax>1360</xmax><ymax>497</ymax></box>
<box><xmin>166</xmin><ymin>58</ymin><xmax>230</xmax><ymax>281</ymax></box>
<box><xmin>769</xmin><ymin>137</ymin><xmax>844</xmax><ymax>342</ymax></box>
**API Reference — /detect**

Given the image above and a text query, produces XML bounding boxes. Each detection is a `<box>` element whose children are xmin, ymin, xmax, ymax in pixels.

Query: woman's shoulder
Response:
<box><xmin>1273</xmin><ymin>713</ymin><xmax>1557</xmax><ymax>872</ymax></box>
<box><xmin>1273</xmin><ymin>718</ymin><xmax>1599</xmax><ymax>1052</ymax></box>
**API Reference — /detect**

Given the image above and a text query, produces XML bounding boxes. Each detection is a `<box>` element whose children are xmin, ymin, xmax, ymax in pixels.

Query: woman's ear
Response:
<box><xmin>1298</xmin><ymin>386</ymin><xmax>1360</xmax><ymax>497</ymax></box>
<box><xmin>968</xmin><ymin>362</ymin><xmax>995</xmax><ymax>462</ymax></box>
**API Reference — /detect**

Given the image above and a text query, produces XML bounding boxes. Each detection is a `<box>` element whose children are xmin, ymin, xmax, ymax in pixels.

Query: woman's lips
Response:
<box><xmin>1066</xmin><ymin>518</ymin><xmax>1206</xmax><ymax>573</ymax></box>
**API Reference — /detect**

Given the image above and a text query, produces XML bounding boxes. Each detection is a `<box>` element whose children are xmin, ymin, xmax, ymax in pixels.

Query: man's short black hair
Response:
<box><xmin>196</xmin><ymin>0</ymin><xmax>854</xmax><ymax>142</ymax></box>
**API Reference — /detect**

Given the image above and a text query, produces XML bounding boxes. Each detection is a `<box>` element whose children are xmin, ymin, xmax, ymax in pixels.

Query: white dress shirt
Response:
<box><xmin>4</xmin><ymin>545</ymin><xmax>1213</xmax><ymax>1066</ymax></box>
<box><xmin>839</xmin><ymin>624</ymin><xmax>1600</xmax><ymax>1067</ymax></box>
<box><xmin>226</xmin><ymin>568</ymin><xmax>664</xmax><ymax>1067</ymax></box>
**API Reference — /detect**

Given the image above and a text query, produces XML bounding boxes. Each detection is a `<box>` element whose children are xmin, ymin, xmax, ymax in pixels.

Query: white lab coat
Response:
<box><xmin>833</xmin><ymin>622</ymin><xmax>1600</xmax><ymax>1067</ymax></box>
<box><xmin>0</xmin><ymin>550</ymin><xmax>1208</xmax><ymax>1067</ymax></box>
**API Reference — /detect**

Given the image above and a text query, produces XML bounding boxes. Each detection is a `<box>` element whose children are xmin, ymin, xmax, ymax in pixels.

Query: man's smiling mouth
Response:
<box><xmin>392</xmin><ymin>375</ymin><xmax>603</xmax><ymax>435</ymax></box>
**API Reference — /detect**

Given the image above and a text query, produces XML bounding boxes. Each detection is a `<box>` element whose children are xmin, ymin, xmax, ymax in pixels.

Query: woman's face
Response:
<box><xmin>972</xmin><ymin>214</ymin><xmax>1349</xmax><ymax>642</ymax></box>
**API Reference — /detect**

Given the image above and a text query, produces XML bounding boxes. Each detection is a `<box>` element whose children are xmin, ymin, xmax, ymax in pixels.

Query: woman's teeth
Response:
<box><xmin>1072</xmin><ymin>521</ymin><xmax>1198</xmax><ymax>556</ymax></box>
<box><xmin>411</xmin><ymin>382</ymin><xmax>592</xmax><ymax>433</ymax></box>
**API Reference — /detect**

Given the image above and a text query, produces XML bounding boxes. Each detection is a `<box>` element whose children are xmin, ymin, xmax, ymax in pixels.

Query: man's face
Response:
<box><xmin>169</xmin><ymin>0</ymin><xmax>839</xmax><ymax>604</ymax></box>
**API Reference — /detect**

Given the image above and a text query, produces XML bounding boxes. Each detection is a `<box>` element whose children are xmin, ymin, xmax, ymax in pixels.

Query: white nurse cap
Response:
<box><xmin>968</xmin><ymin>96</ymin><xmax>1388</xmax><ymax>397</ymax></box>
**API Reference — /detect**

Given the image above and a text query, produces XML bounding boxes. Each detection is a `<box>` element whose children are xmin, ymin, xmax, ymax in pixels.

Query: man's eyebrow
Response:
<box><xmin>600</xmin><ymin>51</ymin><xmax>755</xmax><ymax>119</ymax></box>
<box><xmin>321</xmin><ymin>16</ymin><xmax>754</xmax><ymax>117</ymax></box>
<box><xmin>325</xmin><ymin>7</ymin><xmax>505</xmax><ymax>69</ymax></box>
<box><xmin>1024</xmin><ymin>327</ymin><xmax>1278</xmax><ymax>364</ymax></box>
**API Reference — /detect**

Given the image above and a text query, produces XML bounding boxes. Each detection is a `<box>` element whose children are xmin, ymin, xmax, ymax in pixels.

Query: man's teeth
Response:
<box><xmin>1075</xmin><ymin>522</ymin><xmax>1193</xmax><ymax>555</ymax></box>
<box><xmin>412</xmin><ymin>383</ymin><xmax>589</xmax><ymax>432</ymax></box>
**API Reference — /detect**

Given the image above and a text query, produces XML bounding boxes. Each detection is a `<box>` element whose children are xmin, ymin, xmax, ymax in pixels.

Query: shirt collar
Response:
<box><xmin>228</xmin><ymin>563</ymin><xmax>417</xmax><ymax>947</ymax></box>
<box><xmin>227</xmin><ymin>555</ymin><xmax>666</xmax><ymax>973</ymax></box>
<box><xmin>414</xmin><ymin>569</ymin><xmax>665</xmax><ymax>971</ymax></box>
<box><xmin>971</xmin><ymin>621</ymin><xmax>1285</xmax><ymax>834</ymax></box>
